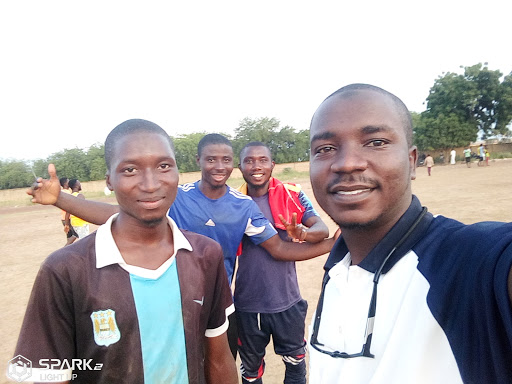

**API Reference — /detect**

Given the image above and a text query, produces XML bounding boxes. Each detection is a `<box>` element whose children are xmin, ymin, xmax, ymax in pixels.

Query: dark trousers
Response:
<box><xmin>236</xmin><ymin>299</ymin><xmax>308</xmax><ymax>384</ymax></box>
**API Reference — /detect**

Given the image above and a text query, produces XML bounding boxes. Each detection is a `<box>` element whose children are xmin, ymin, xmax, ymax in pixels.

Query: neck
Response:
<box><xmin>111</xmin><ymin>213</ymin><xmax>174</xmax><ymax>270</ymax></box>
<box><xmin>198</xmin><ymin>180</ymin><xmax>227</xmax><ymax>199</ymax></box>
<box><xmin>247</xmin><ymin>182</ymin><xmax>269</xmax><ymax>197</ymax></box>
<box><xmin>341</xmin><ymin>226</ymin><xmax>390</xmax><ymax>265</ymax></box>
<box><xmin>112</xmin><ymin>213</ymin><xmax>171</xmax><ymax>243</ymax></box>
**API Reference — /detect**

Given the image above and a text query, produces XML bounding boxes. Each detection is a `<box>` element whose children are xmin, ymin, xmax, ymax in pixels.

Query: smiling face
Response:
<box><xmin>239</xmin><ymin>145</ymin><xmax>275</xmax><ymax>193</ymax></box>
<box><xmin>309</xmin><ymin>90</ymin><xmax>417</xmax><ymax>232</ymax></box>
<box><xmin>106</xmin><ymin>131</ymin><xmax>179</xmax><ymax>227</ymax></box>
<box><xmin>197</xmin><ymin>143</ymin><xmax>234</xmax><ymax>193</ymax></box>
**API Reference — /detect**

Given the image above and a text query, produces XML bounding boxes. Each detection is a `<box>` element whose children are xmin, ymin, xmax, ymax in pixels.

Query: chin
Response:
<box><xmin>330</xmin><ymin>214</ymin><xmax>380</xmax><ymax>230</ymax></box>
<box><xmin>248</xmin><ymin>182</ymin><xmax>266</xmax><ymax>190</ymax></box>
<box><xmin>141</xmin><ymin>216</ymin><xmax>166</xmax><ymax>227</ymax></box>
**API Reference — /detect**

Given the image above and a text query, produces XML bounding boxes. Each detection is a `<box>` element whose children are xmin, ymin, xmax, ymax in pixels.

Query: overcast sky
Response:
<box><xmin>1</xmin><ymin>0</ymin><xmax>510</xmax><ymax>161</ymax></box>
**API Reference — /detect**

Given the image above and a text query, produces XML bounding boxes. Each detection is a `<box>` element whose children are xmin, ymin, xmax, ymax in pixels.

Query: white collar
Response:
<box><xmin>95</xmin><ymin>213</ymin><xmax>193</xmax><ymax>279</ymax></box>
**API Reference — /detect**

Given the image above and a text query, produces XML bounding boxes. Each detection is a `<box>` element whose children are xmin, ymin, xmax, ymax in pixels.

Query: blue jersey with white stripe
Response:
<box><xmin>169</xmin><ymin>181</ymin><xmax>277</xmax><ymax>284</ymax></box>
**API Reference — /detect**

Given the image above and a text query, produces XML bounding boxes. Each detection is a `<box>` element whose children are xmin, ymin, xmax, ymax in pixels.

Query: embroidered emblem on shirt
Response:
<box><xmin>91</xmin><ymin>309</ymin><xmax>121</xmax><ymax>347</ymax></box>
<box><xmin>205</xmin><ymin>219</ymin><xmax>216</xmax><ymax>227</ymax></box>
<box><xmin>193</xmin><ymin>296</ymin><xmax>204</xmax><ymax>306</ymax></box>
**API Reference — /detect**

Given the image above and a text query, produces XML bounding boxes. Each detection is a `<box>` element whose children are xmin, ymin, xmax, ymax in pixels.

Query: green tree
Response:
<box><xmin>87</xmin><ymin>144</ymin><xmax>107</xmax><ymax>180</ymax></box>
<box><xmin>424</xmin><ymin>63</ymin><xmax>512</xmax><ymax>141</ymax></box>
<box><xmin>0</xmin><ymin>160</ymin><xmax>33</xmax><ymax>189</ymax></box>
<box><xmin>47</xmin><ymin>148</ymin><xmax>90</xmax><ymax>181</ymax></box>
<box><xmin>173</xmin><ymin>132</ymin><xmax>205</xmax><ymax>173</ymax></box>
<box><xmin>232</xmin><ymin>117</ymin><xmax>309</xmax><ymax>163</ymax></box>
<box><xmin>232</xmin><ymin>117</ymin><xmax>280</xmax><ymax>161</ymax></box>
<box><xmin>413</xmin><ymin>112</ymin><xmax>476</xmax><ymax>151</ymax></box>
<box><xmin>496</xmin><ymin>72</ymin><xmax>512</xmax><ymax>135</ymax></box>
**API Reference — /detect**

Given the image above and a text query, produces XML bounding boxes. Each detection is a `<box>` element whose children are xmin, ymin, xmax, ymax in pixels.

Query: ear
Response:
<box><xmin>105</xmin><ymin>173</ymin><xmax>114</xmax><ymax>191</ymax></box>
<box><xmin>409</xmin><ymin>146</ymin><xmax>418</xmax><ymax>180</ymax></box>
<box><xmin>271</xmin><ymin>161</ymin><xmax>275</xmax><ymax>171</ymax></box>
<box><xmin>196</xmin><ymin>154</ymin><xmax>200</xmax><ymax>166</ymax></box>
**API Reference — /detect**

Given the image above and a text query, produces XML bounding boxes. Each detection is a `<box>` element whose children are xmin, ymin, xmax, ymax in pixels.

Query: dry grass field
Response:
<box><xmin>1</xmin><ymin>158</ymin><xmax>511</xmax><ymax>383</ymax></box>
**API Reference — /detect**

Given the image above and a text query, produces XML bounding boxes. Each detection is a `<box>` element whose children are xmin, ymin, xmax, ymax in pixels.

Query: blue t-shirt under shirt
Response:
<box><xmin>169</xmin><ymin>181</ymin><xmax>277</xmax><ymax>284</ymax></box>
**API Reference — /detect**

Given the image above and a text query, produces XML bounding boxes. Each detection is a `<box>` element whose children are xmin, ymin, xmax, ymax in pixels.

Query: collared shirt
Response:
<box><xmin>14</xmin><ymin>214</ymin><xmax>234</xmax><ymax>384</ymax></box>
<box><xmin>308</xmin><ymin>196</ymin><xmax>512</xmax><ymax>383</ymax></box>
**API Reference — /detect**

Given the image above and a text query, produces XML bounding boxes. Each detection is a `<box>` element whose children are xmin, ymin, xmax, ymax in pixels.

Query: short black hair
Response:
<box><xmin>104</xmin><ymin>119</ymin><xmax>174</xmax><ymax>171</ymax></box>
<box><xmin>314</xmin><ymin>83</ymin><xmax>413</xmax><ymax>147</ymax></box>
<box><xmin>59</xmin><ymin>177</ymin><xmax>69</xmax><ymax>188</ymax></box>
<box><xmin>197</xmin><ymin>134</ymin><xmax>232</xmax><ymax>157</ymax></box>
<box><xmin>239</xmin><ymin>141</ymin><xmax>272</xmax><ymax>161</ymax></box>
<box><xmin>68</xmin><ymin>179</ymin><xmax>79</xmax><ymax>189</ymax></box>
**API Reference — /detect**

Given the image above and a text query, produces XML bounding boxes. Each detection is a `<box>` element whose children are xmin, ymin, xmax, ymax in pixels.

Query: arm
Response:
<box><xmin>259</xmin><ymin>233</ymin><xmax>335</xmax><ymax>262</ymax></box>
<box><xmin>27</xmin><ymin>164</ymin><xmax>119</xmax><ymax>225</ymax></box>
<box><xmin>204</xmin><ymin>333</ymin><xmax>238</xmax><ymax>384</ymax></box>
<box><xmin>278</xmin><ymin>212</ymin><xmax>329</xmax><ymax>243</ymax></box>
<box><xmin>64</xmin><ymin>211</ymin><xmax>71</xmax><ymax>233</ymax></box>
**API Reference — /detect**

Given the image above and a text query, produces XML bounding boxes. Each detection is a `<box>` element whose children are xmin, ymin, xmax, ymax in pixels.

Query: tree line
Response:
<box><xmin>413</xmin><ymin>63</ymin><xmax>512</xmax><ymax>151</ymax></box>
<box><xmin>1</xmin><ymin>63</ymin><xmax>511</xmax><ymax>190</ymax></box>
<box><xmin>0</xmin><ymin>117</ymin><xmax>310</xmax><ymax>190</ymax></box>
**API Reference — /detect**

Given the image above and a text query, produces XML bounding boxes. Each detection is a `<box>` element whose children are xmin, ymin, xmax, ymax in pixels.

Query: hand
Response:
<box><xmin>64</xmin><ymin>224</ymin><xmax>70</xmax><ymax>234</ymax></box>
<box><xmin>26</xmin><ymin>164</ymin><xmax>60</xmax><ymax>205</ymax></box>
<box><xmin>278</xmin><ymin>212</ymin><xmax>308</xmax><ymax>242</ymax></box>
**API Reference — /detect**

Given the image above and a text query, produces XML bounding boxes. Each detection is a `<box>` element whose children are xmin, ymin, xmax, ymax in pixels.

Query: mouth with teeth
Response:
<box><xmin>251</xmin><ymin>173</ymin><xmax>265</xmax><ymax>180</ymax></box>
<box><xmin>336</xmin><ymin>188</ymin><xmax>371</xmax><ymax>195</ymax></box>
<box><xmin>212</xmin><ymin>174</ymin><xmax>226</xmax><ymax>182</ymax></box>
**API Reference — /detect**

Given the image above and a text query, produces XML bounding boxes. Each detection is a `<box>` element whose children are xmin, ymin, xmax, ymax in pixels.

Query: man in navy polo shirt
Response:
<box><xmin>307</xmin><ymin>84</ymin><xmax>512</xmax><ymax>383</ymax></box>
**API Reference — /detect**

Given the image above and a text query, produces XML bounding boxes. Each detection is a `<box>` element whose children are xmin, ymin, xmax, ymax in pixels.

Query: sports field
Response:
<box><xmin>1</xmin><ymin>158</ymin><xmax>511</xmax><ymax>383</ymax></box>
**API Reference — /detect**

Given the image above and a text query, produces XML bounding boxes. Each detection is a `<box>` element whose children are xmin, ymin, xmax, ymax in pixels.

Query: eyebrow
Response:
<box><xmin>310</xmin><ymin>131</ymin><xmax>336</xmax><ymax>142</ymax></box>
<box><xmin>361</xmin><ymin>125</ymin><xmax>393</xmax><ymax>135</ymax></box>
<box><xmin>311</xmin><ymin>125</ymin><xmax>394</xmax><ymax>142</ymax></box>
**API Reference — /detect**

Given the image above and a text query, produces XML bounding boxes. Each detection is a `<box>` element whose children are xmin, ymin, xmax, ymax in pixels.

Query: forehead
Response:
<box><xmin>113</xmin><ymin>131</ymin><xmax>175</xmax><ymax>159</ymax></box>
<box><xmin>200</xmin><ymin>143</ymin><xmax>233</xmax><ymax>157</ymax></box>
<box><xmin>241</xmin><ymin>145</ymin><xmax>271</xmax><ymax>159</ymax></box>
<box><xmin>310</xmin><ymin>90</ymin><xmax>405</xmax><ymax>140</ymax></box>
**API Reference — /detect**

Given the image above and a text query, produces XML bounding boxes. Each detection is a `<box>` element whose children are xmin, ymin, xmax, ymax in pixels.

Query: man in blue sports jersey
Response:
<box><xmin>27</xmin><ymin>134</ymin><xmax>335</xmax><ymax>360</ymax></box>
<box><xmin>235</xmin><ymin>142</ymin><xmax>330</xmax><ymax>384</ymax></box>
<box><xmin>307</xmin><ymin>84</ymin><xmax>512</xmax><ymax>383</ymax></box>
<box><xmin>14</xmin><ymin>119</ymin><xmax>237</xmax><ymax>384</ymax></box>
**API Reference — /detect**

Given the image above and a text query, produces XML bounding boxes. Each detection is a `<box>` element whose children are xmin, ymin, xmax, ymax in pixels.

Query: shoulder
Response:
<box><xmin>416</xmin><ymin>216</ymin><xmax>512</xmax><ymax>264</ymax></box>
<box><xmin>41</xmin><ymin>233</ymin><xmax>97</xmax><ymax>278</ymax></box>
<box><xmin>180</xmin><ymin>230</ymin><xmax>223</xmax><ymax>257</ymax></box>
<box><xmin>227</xmin><ymin>186</ymin><xmax>254</xmax><ymax>201</ymax></box>
<box><xmin>282</xmin><ymin>182</ymin><xmax>302</xmax><ymax>193</ymax></box>
<box><xmin>178</xmin><ymin>182</ymin><xmax>197</xmax><ymax>193</ymax></box>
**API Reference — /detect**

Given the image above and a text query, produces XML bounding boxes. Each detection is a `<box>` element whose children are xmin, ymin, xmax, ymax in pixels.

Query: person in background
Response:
<box><xmin>65</xmin><ymin>179</ymin><xmax>90</xmax><ymax>240</ymax></box>
<box><xmin>59</xmin><ymin>177</ymin><xmax>78</xmax><ymax>245</ymax></box>
<box><xmin>463</xmin><ymin>146</ymin><xmax>472</xmax><ymax>167</ymax></box>
<box><xmin>485</xmin><ymin>147</ymin><xmax>490</xmax><ymax>166</ymax></box>
<box><xmin>450</xmin><ymin>148</ymin><xmax>456</xmax><ymax>165</ymax></box>
<box><xmin>235</xmin><ymin>141</ymin><xmax>331</xmax><ymax>384</ymax></box>
<box><xmin>307</xmin><ymin>83</ymin><xmax>512</xmax><ymax>383</ymax></box>
<box><xmin>424</xmin><ymin>154</ymin><xmax>434</xmax><ymax>176</ymax></box>
<box><xmin>478</xmin><ymin>143</ymin><xmax>485</xmax><ymax>166</ymax></box>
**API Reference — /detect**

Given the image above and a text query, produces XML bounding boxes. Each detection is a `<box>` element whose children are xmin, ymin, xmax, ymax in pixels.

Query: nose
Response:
<box><xmin>140</xmin><ymin>169</ymin><xmax>161</xmax><ymax>191</ymax></box>
<box><xmin>330</xmin><ymin>144</ymin><xmax>367</xmax><ymax>173</ymax></box>
<box><xmin>252</xmin><ymin>160</ymin><xmax>263</xmax><ymax>169</ymax></box>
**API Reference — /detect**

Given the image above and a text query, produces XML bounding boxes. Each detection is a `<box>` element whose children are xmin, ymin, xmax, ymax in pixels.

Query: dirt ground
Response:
<box><xmin>1</xmin><ymin>159</ymin><xmax>511</xmax><ymax>383</ymax></box>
